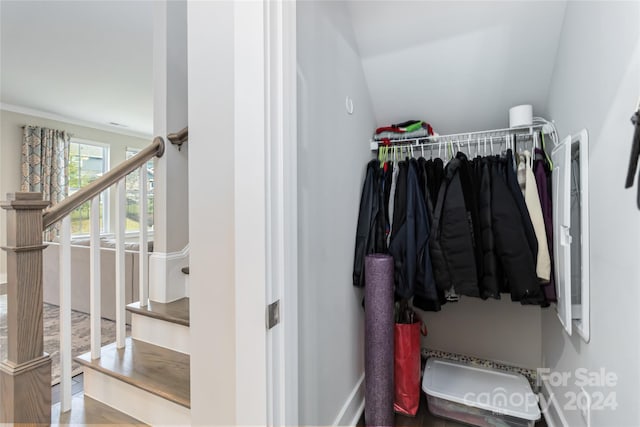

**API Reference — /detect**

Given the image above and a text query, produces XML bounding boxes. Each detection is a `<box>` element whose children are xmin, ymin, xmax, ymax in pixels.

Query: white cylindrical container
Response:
<box><xmin>509</xmin><ymin>104</ymin><xmax>533</xmax><ymax>128</ymax></box>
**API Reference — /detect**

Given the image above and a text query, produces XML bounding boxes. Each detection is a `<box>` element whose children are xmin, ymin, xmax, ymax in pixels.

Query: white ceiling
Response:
<box><xmin>0</xmin><ymin>1</ymin><xmax>153</xmax><ymax>136</ymax></box>
<box><xmin>348</xmin><ymin>1</ymin><xmax>568</xmax><ymax>133</ymax></box>
<box><xmin>0</xmin><ymin>1</ymin><xmax>567</xmax><ymax>137</ymax></box>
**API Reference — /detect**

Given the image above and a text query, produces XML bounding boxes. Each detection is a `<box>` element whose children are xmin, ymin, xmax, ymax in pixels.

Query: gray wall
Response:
<box><xmin>542</xmin><ymin>2</ymin><xmax>640</xmax><ymax>426</ymax></box>
<box><xmin>419</xmin><ymin>298</ymin><xmax>542</xmax><ymax>368</ymax></box>
<box><xmin>296</xmin><ymin>1</ymin><xmax>376</xmax><ymax>424</ymax></box>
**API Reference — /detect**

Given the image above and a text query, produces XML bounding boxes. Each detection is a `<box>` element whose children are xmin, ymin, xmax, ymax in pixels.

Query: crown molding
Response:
<box><xmin>0</xmin><ymin>103</ymin><xmax>153</xmax><ymax>140</ymax></box>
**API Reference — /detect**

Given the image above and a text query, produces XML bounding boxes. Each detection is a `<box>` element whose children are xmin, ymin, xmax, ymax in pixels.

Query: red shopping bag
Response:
<box><xmin>393</xmin><ymin>320</ymin><xmax>422</xmax><ymax>416</ymax></box>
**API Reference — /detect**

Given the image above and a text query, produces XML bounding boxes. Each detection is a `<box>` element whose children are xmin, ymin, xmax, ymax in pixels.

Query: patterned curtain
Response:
<box><xmin>21</xmin><ymin>125</ymin><xmax>70</xmax><ymax>241</ymax></box>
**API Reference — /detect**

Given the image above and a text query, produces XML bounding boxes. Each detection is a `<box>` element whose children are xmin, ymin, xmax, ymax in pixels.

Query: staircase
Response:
<box><xmin>76</xmin><ymin>298</ymin><xmax>190</xmax><ymax>425</ymax></box>
<box><xmin>0</xmin><ymin>134</ymin><xmax>196</xmax><ymax>424</ymax></box>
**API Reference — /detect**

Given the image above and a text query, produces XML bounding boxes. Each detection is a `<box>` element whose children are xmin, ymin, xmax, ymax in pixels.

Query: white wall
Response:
<box><xmin>0</xmin><ymin>108</ymin><xmax>149</xmax><ymax>282</ymax></box>
<box><xmin>152</xmin><ymin>0</ymin><xmax>189</xmax><ymax>255</ymax></box>
<box><xmin>297</xmin><ymin>2</ymin><xmax>376</xmax><ymax>424</ymax></box>
<box><xmin>187</xmin><ymin>1</ymin><xmax>236</xmax><ymax>424</ymax></box>
<box><xmin>543</xmin><ymin>2</ymin><xmax>640</xmax><ymax>426</ymax></box>
<box><xmin>148</xmin><ymin>0</ymin><xmax>190</xmax><ymax>303</ymax></box>
<box><xmin>349</xmin><ymin>1</ymin><xmax>566</xmax><ymax>134</ymax></box>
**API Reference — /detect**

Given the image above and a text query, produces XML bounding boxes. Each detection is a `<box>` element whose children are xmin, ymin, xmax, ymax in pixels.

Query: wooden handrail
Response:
<box><xmin>43</xmin><ymin>136</ymin><xmax>165</xmax><ymax>228</ymax></box>
<box><xmin>167</xmin><ymin>127</ymin><xmax>188</xmax><ymax>148</ymax></box>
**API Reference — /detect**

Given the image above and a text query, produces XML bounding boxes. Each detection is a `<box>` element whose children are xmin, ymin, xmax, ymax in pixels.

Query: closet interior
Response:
<box><xmin>296</xmin><ymin>1</ymin><xmax>639</xmax><ymax>427</ymax></box>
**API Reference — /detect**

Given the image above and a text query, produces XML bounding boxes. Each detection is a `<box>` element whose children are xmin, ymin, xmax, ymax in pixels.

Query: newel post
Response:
<box><xmin>0</xmin><ymin>192</ymin><xmax>51</xmax><ymax>424</ymax></box>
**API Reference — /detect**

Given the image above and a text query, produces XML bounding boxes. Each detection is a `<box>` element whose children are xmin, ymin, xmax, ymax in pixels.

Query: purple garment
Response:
<box><xmin>534</xmin><ymin>148</ymin><xmax>556</xmax><ymax>301</ymax></box>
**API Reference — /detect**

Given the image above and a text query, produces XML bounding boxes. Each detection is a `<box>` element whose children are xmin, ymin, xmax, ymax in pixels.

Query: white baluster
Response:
<box><xmin>139</xmin><ymin>166</ymin><xmax>149</xmax><ymax>307</ymax></box>
<box><xmin>59</xmin><ymin>215</ymin><xmax>72</xmax><ymax>411</ymax></box>
<box><xmin>115</xmin><ymin>179</ymin><xmax>126</xmax><ymax>348</ymax></box>
<box><xmin>90</xmin><ymin>196</ymin><xmax>101</xmax><ymax>359</ymax></box>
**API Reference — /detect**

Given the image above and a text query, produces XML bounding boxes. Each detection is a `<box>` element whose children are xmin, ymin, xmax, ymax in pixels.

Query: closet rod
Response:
<box><xmin>370</xmin><ymin>124</ymin><xmax>545</xmax><ymax>151</ymax></box>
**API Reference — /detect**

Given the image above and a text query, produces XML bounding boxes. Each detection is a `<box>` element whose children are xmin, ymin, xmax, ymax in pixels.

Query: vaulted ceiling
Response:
<box><xmin>1</xmin><ymin>1</ymin><xmax>568</xmax><ymax>137</ymax></box>
<box><xmin>0</xmin><ymin>1</ymin><xmax>153</xmax><ymax>136</ymax></box>
<box><xmin>347</xmin><ymin>1</ymin><xmax>568</xmax><ymax>133</ymax></box>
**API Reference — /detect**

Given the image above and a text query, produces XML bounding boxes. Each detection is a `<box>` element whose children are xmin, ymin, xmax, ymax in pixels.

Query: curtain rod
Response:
<box><xmin>370</xmin><ymin>124</ymin><xmax>545</xmax><ymax>151</ymax></box>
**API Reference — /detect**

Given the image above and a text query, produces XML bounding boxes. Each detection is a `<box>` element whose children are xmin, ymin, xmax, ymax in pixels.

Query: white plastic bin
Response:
<box><xmin>422</xmin><ymin>358</ymin><xmax>541</xmax><ymax>427</ymax></box>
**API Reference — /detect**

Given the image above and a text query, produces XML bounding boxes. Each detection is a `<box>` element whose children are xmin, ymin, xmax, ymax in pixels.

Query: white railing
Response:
<box><xmin>43</xmin><ymin>137</ymin><xmax>163</xmax><ymax>412</ymax></box>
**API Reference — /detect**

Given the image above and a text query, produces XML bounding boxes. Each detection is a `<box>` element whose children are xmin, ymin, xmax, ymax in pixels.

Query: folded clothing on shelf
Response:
<box><xmin>373</xmin><ymin>120</ymin><xmax>435</xmax><ymax>142</ymax></box>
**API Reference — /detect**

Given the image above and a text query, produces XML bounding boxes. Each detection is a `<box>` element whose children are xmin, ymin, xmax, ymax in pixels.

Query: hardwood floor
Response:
<box><xmin>51</xmin><ymin>373</ymin><xmax>84</xmax><ymax>405</ymax></box>
<box><xmin>126</xmin><ymin>298</ymin><xmax>189</xmax><ymax>326</ymax></box>
<box><xmin>51</xmin><ymin>393</ymin><xmax>146</xmax><ymax>426</ymax></box>
<box><xmin>75</xmin><ymin>337</ymin><xmax>190</xmax><ymax>408</ymax></box>
<box><xmin>357</xmin><ymin>394</ymin><xmax>467</xmax><ymax>427</ymax></box>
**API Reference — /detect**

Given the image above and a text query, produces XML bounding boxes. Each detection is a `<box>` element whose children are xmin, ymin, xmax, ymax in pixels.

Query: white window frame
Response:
<box><xmin>69</xmin><ymin>138</ymin><xmax>110</xmax><ymax>236</ymax></box>
<box><xmin>125</xmin><ymin>147</ymin><xmax>155</xmax><ymax>236</ymax></box>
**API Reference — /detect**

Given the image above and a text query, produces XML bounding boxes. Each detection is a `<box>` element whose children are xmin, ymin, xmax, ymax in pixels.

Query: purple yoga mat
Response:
<box><xmin>364</xmin><ymin>254</ymin><xmax>395</xmax><ymax>427</ymax></box>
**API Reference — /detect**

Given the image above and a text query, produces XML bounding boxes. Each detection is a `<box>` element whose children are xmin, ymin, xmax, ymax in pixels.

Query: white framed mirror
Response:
<box><xmin>569</xmin><ymin>129</ymin><xmax>590</xmax><ymax>342</ymax></box>
<box><xmin>551</xmin><ymin>129</ymin><xmax>590</xmax><ymax>342</ymax></box>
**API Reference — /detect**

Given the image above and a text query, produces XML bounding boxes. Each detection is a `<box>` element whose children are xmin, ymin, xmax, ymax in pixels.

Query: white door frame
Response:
<box><xmin>236</xmin><ymin>1</ymin><xmax>299</xmax><ymax>425</ymax></box>
<box><xmin>188</xmin><ymin>1</ymin><xmax>298</xmax><ymax>424</ymax></box>
<box><xmin>264</xmin><ymin>1</ymin><xmax>299</xmax><ymax>426</ymax></box>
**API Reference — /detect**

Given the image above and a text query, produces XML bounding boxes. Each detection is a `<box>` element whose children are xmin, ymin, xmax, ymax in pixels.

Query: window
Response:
<box><xmin>125</xmin><ymin>148</ymin><xmax>154</xmax><ymax>232</ymax></box>
<box><xmin>68</xmin><ymin>140</ymin><xmax>109</xmax><ymax>235</ymax></box>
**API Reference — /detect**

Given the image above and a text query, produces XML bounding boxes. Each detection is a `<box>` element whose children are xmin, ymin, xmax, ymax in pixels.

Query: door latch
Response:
<box><xmin>266</xmin><ymin>300</ymin><xmax>280</xmax><ymax>330</ymax></box>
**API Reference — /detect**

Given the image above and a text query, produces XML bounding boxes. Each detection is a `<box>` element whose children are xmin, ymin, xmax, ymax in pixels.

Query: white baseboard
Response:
<box><xmin>131</xmin><ymin>312</ymin><xmax>190</xmax><ymax>354</ymax></box>
<box><xmin>149</xmin><ymin>245</ymin><xmax>189</xmax><ymax>303</ymax></box>
<box><xmin>540</xmin><ymin>377</ymin><xmax>569</xmax><ymax>427</ymax></box>
<box><xmin>83</xmin><ymin>367</ymin><xmax>191</xmax><ymax>425</ymax></box>
<box><xmin>348</xmin><ymin>400</ymin><xmax>365</xmax><ymax>427</ymax></box>
<box><xmin>333</xmin><ymin>373</ymin><xmax>365</xmax><ymax>426</ymax></box>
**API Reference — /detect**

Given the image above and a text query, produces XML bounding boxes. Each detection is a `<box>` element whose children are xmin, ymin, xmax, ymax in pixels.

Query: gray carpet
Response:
<box><xmin>0</xmin><ymin>294</ymin><xmax>124</xmax><ymax>385</ymax></box>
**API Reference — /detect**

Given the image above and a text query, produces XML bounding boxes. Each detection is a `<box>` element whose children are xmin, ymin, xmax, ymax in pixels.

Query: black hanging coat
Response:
<box><xmin>389</xmin><ymin>159</ymin><xmax>440</xmax><ymax>311</ymax></box>
<box><xmin>489</xmin><ymin>156</ymin><xmax>546</xmax><ymax>305</ymax></box>
<box><xmin>477</xmin><ymin>157</ymin><xmax>501</xmax><ymax>299</ymax></box>
<box><xmin>352</xmin><ymin>160</ymin><xmax>385</xmax><ymax>287</ymax></box>
<box><xmin>504</xmin><ymin>149</ymin><xmax>538</xmax><ymax>263</ymax></box>
<box><xmin>429</xmin><ymin>155</ymin><xmax>480</xmax><ymax>298</ymax></box>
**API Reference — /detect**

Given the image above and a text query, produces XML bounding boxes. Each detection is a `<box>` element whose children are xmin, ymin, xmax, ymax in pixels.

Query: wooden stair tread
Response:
<box><xmin>52</xmin><ymin>393</ymin><xmax>147</xmax><ymax>426</ymax></box>
<box><xmin>127</xmin><ymin>297</ymin><xmax>190</xmax><ymax>326</ymax></box>
<box><xmin>75</xmin><ymin>338</ymin><xmax>190</xmax><ymax>408</ymax></box>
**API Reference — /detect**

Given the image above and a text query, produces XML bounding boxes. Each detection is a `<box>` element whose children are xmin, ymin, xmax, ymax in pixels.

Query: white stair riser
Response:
<box><xmin>83</xmin><ymin>368</ymin><xmax>190</xmax><ymax>426</ymax></box>
<box><xmin>131</xmin><ymin>312</ymin><xmax>190</xmax><ymax>354</ymax></box>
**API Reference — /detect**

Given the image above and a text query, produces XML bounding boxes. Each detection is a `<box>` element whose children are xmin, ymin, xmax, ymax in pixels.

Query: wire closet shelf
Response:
<box><xmin>369</xmin><ymin>124</ymin><xmax>547</xmax><ymax>152</ymax></box>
